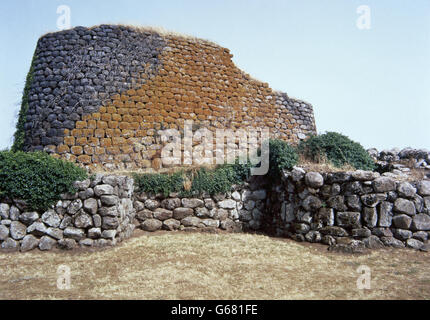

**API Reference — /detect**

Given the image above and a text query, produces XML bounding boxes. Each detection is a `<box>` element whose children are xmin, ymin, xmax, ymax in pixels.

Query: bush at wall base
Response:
<box><xmin>0</xmin><ymin>151</ymin><xmax>88</xmax><ymax>211</ymax></box>
<box><xmin>298</xmin><ymin>131</ymin><xmax>376</xmax><ymax>171</ymax></box>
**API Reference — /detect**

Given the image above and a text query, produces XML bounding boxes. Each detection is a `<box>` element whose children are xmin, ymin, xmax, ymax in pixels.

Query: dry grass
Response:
<box><xmin>297</xmin><ymin>154</ymin><xmax>356</xmax><ymax>173</ymax></box>
<box><xmin>0</xmin><ymin>231</ymin><xmax>429</xmax><ymax>300</ymax></box>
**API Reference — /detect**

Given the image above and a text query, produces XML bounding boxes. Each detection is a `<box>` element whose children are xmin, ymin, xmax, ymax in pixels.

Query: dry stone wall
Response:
<box><xmin>265</xmin><ymin>168</ymin><xmax>430</xmax><ymax>253</ymax></box>
<box><xmin>133</xmin><ymin>177</ymin><xmax>268</xmax><ymax>234</ymax></box>
<box><xmin>1</xmin><ymin>170</ymin><xmax>430</xmax><ymax>252</ymax></box>
<box><xmin>0</xmin><ymin>174</ymin><xmax>135</xmax><ymax>251</ymax></box>
<box><xmin>20</xmin><ymin>25</ymin><xmax>316</xmax><ymax>171</ymax></box>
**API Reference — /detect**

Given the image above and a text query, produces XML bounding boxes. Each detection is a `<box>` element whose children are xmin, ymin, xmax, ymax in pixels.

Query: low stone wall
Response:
<box><xmin>2</xmin><ymin>169</ymin><xmax>430</xmax><ymax>253</ymax></box>
<box><xmin>132</xmin><ymin>178</ymin><xmax>268</xmax><ymax>234</ymax></box>
<box><xmin>265</xmin><ymin>168</ymin><xmax>430</xmax><ymax>253</ymax></box>
<box><xmin>0</xmin><ymin>174</ymin><xmax>135</xmax><ymax>251</ymax></box>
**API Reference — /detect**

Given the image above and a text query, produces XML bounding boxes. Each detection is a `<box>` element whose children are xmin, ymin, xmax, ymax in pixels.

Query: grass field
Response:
<box><xmin>0</xmin><ymin>231</ymin><xmax>429</xmax><ymax>300</ymax></box>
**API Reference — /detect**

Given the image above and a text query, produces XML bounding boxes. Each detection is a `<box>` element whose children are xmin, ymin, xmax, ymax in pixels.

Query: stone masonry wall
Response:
<box><xmin>265</xmin><ymin>168</ymin><xmax>430</xmax><ymax>253</ymax></box>
<box><xmin>2</xmin><ymin>170</ymin><xmax>430</xmax><ymax>252</ymax></box>
<box><xmin>21</xmin><ymin>25</ymin><xmax>316</xmax><ymax>171</ymax></box>
<box><xmin>0</xmin><ymin>174</ymin><xmax>135</xmax><ymax>251</ymax></box>
<box><xmin>133</xmin><ymin>176</ymin><xmax>268</xmax><ymax>234</ymax></box>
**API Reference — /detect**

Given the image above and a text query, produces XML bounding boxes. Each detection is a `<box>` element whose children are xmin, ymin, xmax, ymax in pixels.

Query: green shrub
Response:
<box><xmin>133</xmin><ymin>160</ymin><xmax>254</xmax><ymax>196</ymax></box>
<box><xmin>12</xmin><ymin>51</ymin><xmax>37</xmax><ymax>152</ymax></box>
<box><xmin>0</xmin><ymin>151</ymin><xmax>88</xmax><ymax>211</ymax></box>
<box><xmin>268</xmin><ymin>139</ymin><xmax>299</xmax><ymax>176</ymax></box>
<box><xmin>133</xmin><ymin>171</ymin><xmax>185</xmax><ymax>196</ymax></box>
<box><xmin>298</xmin><ymin>131</ymin><xmax>375</xmax><ymax>170</ymax></box>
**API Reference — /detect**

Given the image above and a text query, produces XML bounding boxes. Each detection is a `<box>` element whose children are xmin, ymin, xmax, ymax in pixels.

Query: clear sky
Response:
<box><xmin>0</xmin><ymin>0</ymin><xmax>429</xmax><ymax>151</ymax></box>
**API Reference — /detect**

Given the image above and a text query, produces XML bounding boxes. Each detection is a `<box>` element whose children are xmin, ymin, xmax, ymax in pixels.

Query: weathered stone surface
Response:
<box><xmin>232</xmin><ymin>191</ymin><xmax>241</xmax><ymax>201</ymax></box>
<box><xmin>74</xmin><ymin>179</ymin><xmax>91</xmax><ymax>191</ymax></box>
<box><xmin>372</xmin><ymin>227</ymin><xmax>393</xmax><ymax>238</ymax></box>
<box><xmin>326</xmin><ymin>172</ymin><xmax>351</xmax><ymax>184</ymax></box>
<box><xmin>291</xmin><ymin>167</ymin><xmax>306</xmax><ymax>182</ymax></box>
<box><xmin>392</xmin><ymin>228</ymin><xmax>412</xmax><ymax>241</ymax></box>
<box><xmin>362</xmin><ymin>207</ymin><xmax>377</xmax><ymax>228</ymax></box>
<box><xmin>392</xmin><ymin>214</ymin><xmax>412</xmax><ymax>229</ymax></box>
<box><xmin>293</xmin><ymin>223</ymin><xmax>310</xmax><ymax>234</ymax></box>
<box><xmin>327</xmin><ymin>196</ymin><xmax>347</xmax><ymax>211</ymax></box>
<box><xmin>373</xmin><ymin>177</ymin><xmax>396</xmax><ymax>192</ymax></box>
<box><xmin>93</xmin><ymin>214</ymin><xmax>102</xmax><ymax>228</ymax></box>
<box><xmin>412</xmin><ymin>231</ymin><xmax>428</xmax><ymax>242</ymax></box>
<box><xmin>381</xmin><ymin>236</ymin><xmax>405</xmax><ymax>248</ymax></box>
<box><xmin>305</xmin><ymin>230</ymin><xmax>321</xmax><ymax>243</ymax></box>
<box><xmin>181</xmin><ymin>198</ymin><xmax>204</xmax><ymax>208</ymax></box>
<box><xmin>336</xmin><ymin>212</ymin><xmax>361</xmax><ymax>229</ymax></box>
<box><xmin>0</xmin><ymin>225</ymin><xmax>9</xmax><ymax>240</ymax></box>
<box><xmin>83</xmin><ymin>198</ymin><xmax>98</xmax><ymax>214</ymax></box>
<box><xmin>79</xmin><ymin>188</ymin><xmax>94</xmax><ymax>200</ymax></box>
<box><xmin>145</xmin><ymin>199</ymin><xmax>161</xmax><ymax>211</ymax></box>
<box><xmin>305</xmin><ymin>172</ymin><xmax>324</xmax><ymax>188</ymax></box>
<box><xmin>45</xmin><ymin>227</ymin><xmax>63</xmax><ymax>240</ymax></box>
<box><xmin>417</xmin><ymin>180</ymin><xmax>430</xmax><ymax>196</ymax></box>
<box><xmin>57</xmin><ymin>238</ymin><xmax>77</xmax><ymax>250</ymax></box>
<box><xmin>74</xmin><ymin>212</ymin><xmax>93</xmax><ymax>228</ymax></box>
<box><xmin>320</xmin><ymin>226</ymin><xmax>349</xmax><ymax>237</ymax></box>
<box><xmin>351</xmin><ymin>170</ymin><xmax>380</xmax><ymax>181</ymax></box>
<box><xmin>394</xmin><ymin>198</ymin><xmax>416</xmax><ymax>216</ymax></box>
<box><xmin>302</xmin><ymin>195</ymin><xmax>322</xmax><ymax>211</ymax></box>
<box><xmin>102</xmin><ymin>175</ymin><xmax>119</xmax><ymax>187</ymax></box>
<box><xmin>361</xmin><ymin>194</ymin><xmax>386</xmax><ymax>207</ymax></box>
<box><xmin>88</xmin><ymin>228</ymin><xmax>102</xmax><ymax>239</ymax></box>
<box><xmin>39</xmin><ymin>236</ymin><xmax>57</xmax><ymax>251</ymax></box>
<box><xmin>80</xmin><ymin>239</ymin><xmax>94</xmax><ymax>247</ymax></box>
<box><xmin>411</xmin><ymin>214</ymin><xmax>430</xmax><ymax>231</ymax></box>
<box><xmin>406</xmin><ymin>238</ymin><xmax>423</xmax><ymax>250</ymax></box>
<box><xmin>0</xmin><ymin>203</ymin><xmax>10</xmax><ymax>219</ymax></box>
<box><xmin>1</xmin><ymin>238</ymin><xmax>19</xmax><ymax>250</ymax></box>
<box><xmin>181</xmin><ymin>216</ymin><xmax>201</xmax><ymax>227</ymax></box>
<box><xmin>153</xmin><ymin>208</ymin><xmax>173</xmax><ymax>221</ymax></box>
<box><xmin>64</xmin><ymin>227</ymin><xmax>85</xmax><ymax>241</ymax></box>
<box><xmin>173</xmin><ymin>207</ymin><xmax>194</xmax><ymax>220</ymax></box>
<box><xmin>316</xmin><ymin>207</ymin><xmax>334</xmax><ymax>226</ymax></box>
<box><xmin>217</xmin><ymin>199</ymin><xmax>236</xmax><ymax>209</ymax></box>
<box><xmin>201</xmin><ymin>219</ymin><xmax>220</xmax><ymax>228</ymax></box>
<box><xmin>204</xmin><ymin>198</ymin><xmax>216</xmax><ymax>210</ymax></box>
<box><xmin>0</xmin><ymin>219</ymin><xmax>11</xmax><ymax>226</ymax></box>
<box><xmin>10</xmin><ymin>221</ymin><xmax>27</xmax><ymax>240</ymax></box>
<box><xmin>346</xmin><ymin>195</ymin><xmax>362</xmax><ymax>211</ymax></box>
<box><xmin>102</xmin><ymin>230</ymin><xmax>117</xmax><ymax>240</ymax></box>
<box><xmin>94</xmin><ymin>184</ymin><xmax>115</xmax><ymax>196</ymax></box>
<box><xmin>100</xmin><ymin>195</ymin><xmax>119</xmax><ymax>206</ymax></box>
<box><xmin>141</xmin><ymin>219</ymin><xmax>162</xmax><ymax>231</ymax></box>
<box><xmin>41</xmin><ymin>210</ymin><xmax>61</xmax><ymax>228</ymax></box>
<box><xmin>136</xmin><ymin>209</ymin><xmax>153</xmax><ymax>221</ymax></box>
<box><xmin>19</xmin><ymin>212</ymin><xmax>39</xmax><ymax>226</ymax></box>
<box><xmin>378</xmin><ymin>201</ymin><xmax>393</xmax><ymax>227</ymax></box>
<box><xmin>20</xmin><ymin>235</ymin><xmax>39</xmax><ymax>252</ymax></box>
<box><xmin>220</xmin><ymin>219</ymin><xmax>238</xmax><ymax>232</ymax></box>
<box><xmin>195</xmin><ymin>207</ymin><xmax>210</xmax><ymax>218</ymax></box>
<box><xmin>60</xmin><ymin>216</ymin><xmax>72</xmax><ymax>229</ymax></box>
<box><xmin>161</xmin><ymin>198</ymin><xmax>181</xmax><ymax>210</ymax></box>
<box><xmin>67</xmin><ymin>199</ymin><xmax>83</xmax><ymax>215</ymax></box>
<box><xmin>352</xmin><ymin>228</ymin><xmax>371</xmax><ymax>238</ymax></box>
<box><xmin>163</xmin><ymin>219</ymin><xmax>180</xmax><ymax>231</ymax></box>
<box><xmin>9</xmin><ymin>206</ymin><xmax>20</xmax><ymax>221</ymax></box>
<box><xmin>363</xmin><ymin>235</ymin><xmax>385</xmax><ymax>249</ymax></box>
<box><xmin>98</xmin><ymin>206</ymin><xmax>119</xmax><ymax>217</ymax></box>
<box><xmin>397</xmin><ymin>182</ymin><xmax>416</xmax><ymax>198</ymax></box>
<box><xmin>102</xmin><ymin>216</ymin><xmax>119</xmax><ymax>229</ymax></box>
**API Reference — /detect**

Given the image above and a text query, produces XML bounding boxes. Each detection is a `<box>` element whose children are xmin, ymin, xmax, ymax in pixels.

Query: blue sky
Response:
<box><xmin>0</xmin><ymin>0</ymin><xmax>429</xmax><ymax>150</ymax></box>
